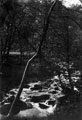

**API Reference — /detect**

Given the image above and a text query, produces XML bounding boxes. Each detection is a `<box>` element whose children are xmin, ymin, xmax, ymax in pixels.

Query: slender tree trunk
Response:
<box><xmin>7</xmin><ymin>0</ymin><xmax>57</xmax><ymax>118</ymax></box>
<box><xmin>38</xmin><ymin>0</ymin><xmax>57</xmax><ymax>54</ymax></box>
<box><xmin>64</xmin><ymin>17</ymin><xmax>73</xmax><ymax>91</ymax></box>
<box><xmin>0</xmin><ymin>39</ymin><xmax>3</xmax><ymax>63</ymax></box>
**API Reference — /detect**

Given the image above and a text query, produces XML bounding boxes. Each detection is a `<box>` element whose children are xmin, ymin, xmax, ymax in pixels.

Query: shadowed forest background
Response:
<box><xmin>0</xmin><ymin>0</ymin><xmax>82</xmax><ymax>120</ymax></box>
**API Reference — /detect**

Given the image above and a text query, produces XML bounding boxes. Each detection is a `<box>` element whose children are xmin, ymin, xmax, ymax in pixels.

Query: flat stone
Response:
<box><xmin>47</xmin><ymin>100</ymin><xmax>56</xmax><ymax>106</ymax></box>
<box><xmin>39</xmin><ymin>103</ymin><xmax>49</xmax><ymax>109</ymax></box>
<box><xmin>31</xmin><ymin>84</ymin><xmax>42</xmax><ymax>91</ymax></box>
<box><xmin>30</xmin><ymin>94</ymin><xmax>50</xmax><ymax>103</ymax></box>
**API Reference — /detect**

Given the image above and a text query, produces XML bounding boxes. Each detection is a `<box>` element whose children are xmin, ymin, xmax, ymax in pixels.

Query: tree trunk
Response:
<box><xmin>7</xmin><ymin>0</ymin><xmax>57</xmax><ymax>117</ymax></box>
<box><xmin>64</xmin><ymin>17</ymin><xmax>73</xmax><ymax>91</ymax></box>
